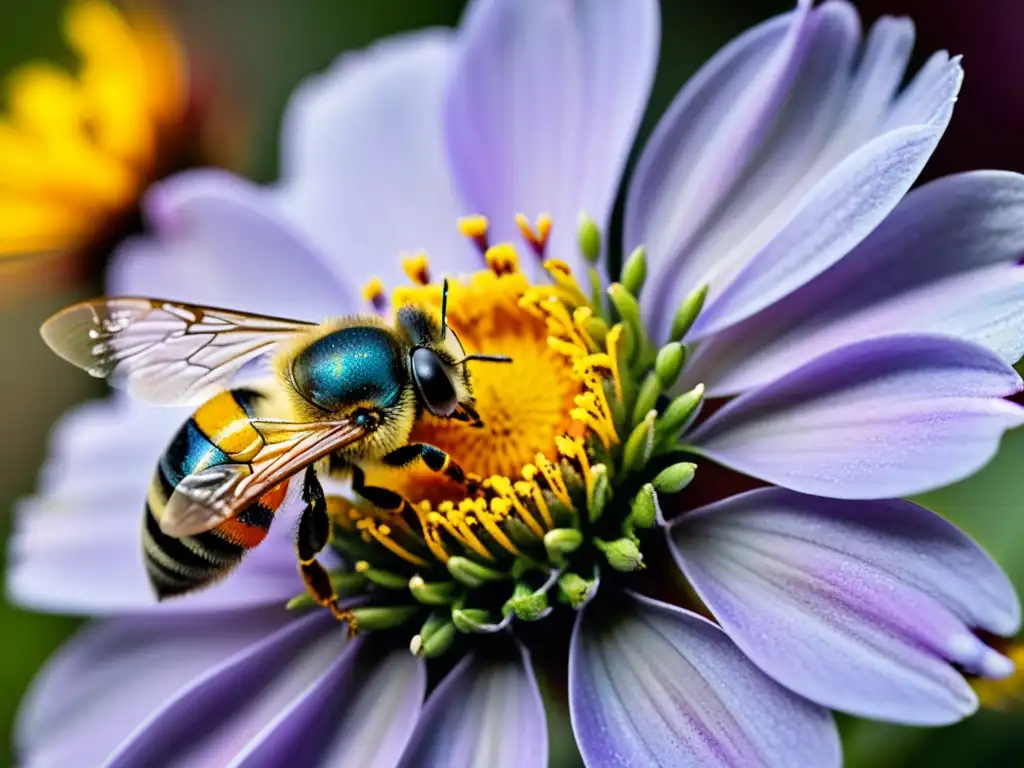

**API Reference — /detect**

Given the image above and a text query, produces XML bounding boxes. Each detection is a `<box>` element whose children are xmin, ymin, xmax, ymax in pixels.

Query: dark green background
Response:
<box><xmin>2</xmin><ymin>1</ymin><xmax>1023</xmax><ymax>766</ymax></box>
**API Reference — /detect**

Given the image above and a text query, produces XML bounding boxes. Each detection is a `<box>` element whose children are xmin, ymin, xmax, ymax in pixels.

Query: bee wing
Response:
<box><xmin>160</xmin><ymin>418</ymin><xmax>369</xmax><ymax>537</ymax></box>
<box><xmin>40</xmin><ymin>298</ymin><xmax>315</xmax><ymax>406</ymax></box>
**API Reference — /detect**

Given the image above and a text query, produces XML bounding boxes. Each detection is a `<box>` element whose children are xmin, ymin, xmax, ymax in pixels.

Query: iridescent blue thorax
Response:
<box><xmin>291</xmin><ymin>325</ymin><xmax>405</xmax><ymax>412</ymax></box>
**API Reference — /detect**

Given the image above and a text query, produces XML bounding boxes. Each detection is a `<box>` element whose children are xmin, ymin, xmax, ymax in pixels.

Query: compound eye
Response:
<box><xmin>411</xmin><ymin>346</ymin><xmax>458</xmax><ymax>416</ymax></box>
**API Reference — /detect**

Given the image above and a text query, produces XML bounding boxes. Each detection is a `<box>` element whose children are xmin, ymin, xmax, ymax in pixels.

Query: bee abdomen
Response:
<box><xmin>143</xmin><ymin>388</ymin><xmax>280</xmax><ymax>600</ymax></box>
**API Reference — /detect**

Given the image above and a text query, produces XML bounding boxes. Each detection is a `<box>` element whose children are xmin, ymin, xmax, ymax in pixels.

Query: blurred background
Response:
<box><xmin>1</xmin><ymin>0</ymin><xmax>1022</xmax><ymax>765</ymax></box>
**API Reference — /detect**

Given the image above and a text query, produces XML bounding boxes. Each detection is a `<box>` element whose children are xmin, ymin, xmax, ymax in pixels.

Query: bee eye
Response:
<box><xmin>411</xmin><ymin>347</ymin><xmax>458</xmax><ymax>417</ymax></box>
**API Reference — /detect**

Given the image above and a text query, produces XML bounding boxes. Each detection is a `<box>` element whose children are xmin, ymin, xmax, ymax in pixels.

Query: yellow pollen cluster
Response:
<box><xmin>350</xmin><ymin>216</ymin><xmax>623</xmax><ymax>565</ymax></box>
<box><xmin>0</xmin><ymin>0</ymin><xmax>185</xmax><ymax>258</ymax></box>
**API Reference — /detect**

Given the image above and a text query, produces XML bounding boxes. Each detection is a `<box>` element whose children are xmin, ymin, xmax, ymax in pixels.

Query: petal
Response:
<box><xmin>685</xmin><ymin>171</ymin><xmax>1024</xmax><ymax>395</ymax></box>
<box><xmin>668</xmin><ymin>488</ymin><xmax>1021</xmax><ymax>724</ymax></box>
<box><xmin>446</xmin><ymin>0</ymin><xmax>658</xmax><ymax>276</ymax></box>
<box><xmin>688</xmin><ymin>335</ymin><xmax>1024</xmax><ymax>499</ymax></box>
<box><xmin>16</xmin><ymin>607</ymin><xmax>295</xmax><ymax>767</ymax></box>
<box><xmin>229</xmin><ymin>644</ymin><xmax>424</xmax><ymax>768</ymax></box>
<box><xmin>277</xmin><ymin>31</ymin><xmax>480</xmax><ymax>292</ymax></box>
<box><xmin>631</xmin><ymin>3</ymin><xmax>962</xmax><ymax>340</ymax></box>
<box><xmin>9</xmin><ymin>396</ymin><xmax>304</xmax><ymax>614</ymax></box>
<box><xmin>570</xmin><ymin>593</ymin><xmax>840</xmax><ymax>767</ymax></box>
<box><xmin>110</xmin><ymin>169</ymin><xmax>351</xmax><ymax>321</ymax></box>
<box><xmin>398</xmin><ymin>645</ymin><xmax>547</xmax><ymax>768</ymax></box>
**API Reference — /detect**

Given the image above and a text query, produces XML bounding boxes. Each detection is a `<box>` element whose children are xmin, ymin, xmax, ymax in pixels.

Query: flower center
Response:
<box><xmin>289</xmin><ymin>215</ymin><xmax>708</xmax><ymax>657</ymax></box>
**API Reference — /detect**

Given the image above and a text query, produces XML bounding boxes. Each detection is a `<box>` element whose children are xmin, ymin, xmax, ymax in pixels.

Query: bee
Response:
<box><xmin>40</xmin><ymin>281</ymin><xmax>510</xmax><ymax>630</ymax></box>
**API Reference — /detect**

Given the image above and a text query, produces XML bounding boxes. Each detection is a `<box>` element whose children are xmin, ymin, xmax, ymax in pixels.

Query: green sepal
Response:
<box><xmin>447</xmin><ymin>556</ymin><xmax>509</xmax><ymax>588</ymax></box>
<box><xmin>655</xmin><ymin>342</ymin><xmax>686</xmax><ymax>389</ymax></box>
<box><xmin>557</xmin><ymin>571</ymin><xmax>599</xmax><ymax>609</ymax></box>
<box><xmin>350</xmin><ymin>604</ymin><xmax>420</xmax><ymax>632</ymax></box>
<box><xmin>544</xmin><ymin>528</ymin><xmax>584</xmax><ymax>563</ymax></box>
<box><xmin>653</xmin><ymin>462</ymin><xmax>697</xmax><ymax>494</ymax></box>
<box><xmin>410</xmin><ymin>610</ymin><xmax>455</xmax><ymax>658</ymax></box>
<box><xmin>623</xmin><ymin>411</ymin><xmax>657</xmax><ymax>476</ymax></box>
<box><xmin>503</xmin><ymin>582</ymin><xmax>550</xmax><ymax>622</ymax></box>
<box><xmin>451</xmin><ymin>607</ymin><xmax>495</xmax><ymax>633</ymax></box>
<box><xmin>621</xmin><ymin>246</ymin><xmax>647</xmax><ymax>296</ymax></box>
<box><xmin>670</xmin><ymin>283</ymin><xmax>708</xmax><ymax>341</ymax></box>
<box><xmin>577</xmin><ymin>212</ymin><xmax>602</xmax><ymax>265</ymax></box>
<box><xmin>408</xmin><ymin>575</ymin><xmax>459</xmax><ymax>606</ymax></box>
<box><xmin>595</xmin><ymin>537</ymin><xmax>645</xmax><ymax>573</ymax></box>
<box><xmin>587</xmin><ymin>464</ymin><xmax>612</xmax><ymax>523</ymax></box>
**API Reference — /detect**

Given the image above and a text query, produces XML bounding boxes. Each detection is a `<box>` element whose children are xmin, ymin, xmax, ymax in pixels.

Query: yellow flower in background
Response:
<box><xmin>0</xmin><ymin>0</ymin><xmax>233</xmax><ymax>297</ymax></box>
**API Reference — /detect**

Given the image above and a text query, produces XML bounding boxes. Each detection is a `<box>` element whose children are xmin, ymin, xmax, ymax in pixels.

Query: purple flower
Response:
<box><xmin>12</xmin><ymin>1</ymin><xmax>1024</xmax><ymax>766</ymax></box>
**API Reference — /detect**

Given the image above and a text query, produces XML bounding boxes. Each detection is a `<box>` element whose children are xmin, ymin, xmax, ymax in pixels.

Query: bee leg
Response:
<box><xmin>381</xmin><ymin>443</ymin><xmax>472</xmax><ymax>486</ymax></box>
<box><xmin>297</xmin><ymin>466</ymin><xmax>359</xmax><ymax>635</ymax></box>
<box><xmin>350</xmin><ymin>465</ymin><xmax>414</xmax><ymax>514</ymax></box>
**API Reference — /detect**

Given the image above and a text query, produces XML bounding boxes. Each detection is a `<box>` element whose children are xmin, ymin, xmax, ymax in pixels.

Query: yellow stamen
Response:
<box><xmin>361</xmin><ymin>276</ymin><xmax>387</xmax><ymax>308</ymax></box>
<box><xmin>401</xmin><ymin>251</ymin><xmax>431</xmax><ymax>285</ymax></box>
<box><xmin>484</xmin><ymin>242</ymin><xmax>520</xmax><ymax>276</ymax></box>
<box><xmin>515</xmin><ymin>212</ymin><xmax>552</xmax><ymax>256</ymax></box>
<box><xmin>457</xmin><ymin>214</ymin><xmax>490</xmax><ymax>253</ymax></box>
<box><xmin>355</xmin><ymin>518</ymin><xmax>428</xmax><ymax>566</ymax></box>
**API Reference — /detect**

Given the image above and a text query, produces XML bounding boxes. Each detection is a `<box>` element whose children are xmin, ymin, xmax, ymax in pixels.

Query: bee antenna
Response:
<box><xmin>460</xmin><ymin>354</ymin><xmax>514</xmax><ymax>365</ymax></box>
<box><xmin>440</xmin><ymin>278</ymin><xmax>449</xmax><ymax>340</ymax></box>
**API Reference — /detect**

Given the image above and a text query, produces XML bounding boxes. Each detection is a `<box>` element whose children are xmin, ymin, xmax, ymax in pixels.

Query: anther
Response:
<box><xmin>361</xmin><ymin>277</ymin><xmax>387</xmax><ymax>313</ymax></box>
<box><xmin>458</xmin><ymin>214</ymin><xmax>490</xmax><ymax>254</ymax></box>
<box><xmin>401</xmin><ymin>251</ymin><xmax>431</xmax><ymax>285</ymax></box>
<box><xmin>515</xmin><ymin>212</ymin><xmax>552</xmax><ymax>257</ymax></box>
<box><xmin>485</xmin><ymin>242</ymin><xmax>520</xmax><ymax>276</ymax></box>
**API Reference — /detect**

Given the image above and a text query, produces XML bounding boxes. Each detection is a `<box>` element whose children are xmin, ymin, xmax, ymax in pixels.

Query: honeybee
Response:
<box><xmin>40</xmin><ymin>282</ymin><xmax>510</xmax><ymax>629</ymax></box>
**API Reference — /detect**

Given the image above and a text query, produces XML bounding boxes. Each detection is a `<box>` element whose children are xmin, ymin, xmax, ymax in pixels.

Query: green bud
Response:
<box><xmin>408</xmin><ymin>575</ymin><xmax>459</xmax><ymax>606</ymax></box>
<box><xmin>623</xmin><ymin>411</ymin><xmax>656</xmax><ymax>476</ymax></box>
<box><xmin>285</xmin><ymin>571</ymin><xmax>367</xmax><ymax>611</ymax></box>
<box><xmin>631</xmin><ymin>372</ymin><xmax>662</xmax><ymax>427</ymax></box>
<box><xmin>655</xmin><ymin>342</ymin><xmax>686</xmax><ymax>389</ymax></box>
<box><xmin>451</xmin><ymin>607</ymin><xmax>496</xmax><ymax>633</ymax></box>
<box><xmin>587</xmin><ymin>464</ymin><xmax>612</xmax><ymax>523</ymax></box>
<box><xmin>608</xmin><ymin>283</ymin><xmax>643</xmax><ymax>337</ymax></box>
<box><xmin>558</xmin><ymin>572</ymin><xmax>599</xmax><ymax>609</ymax></box>
<box><xmin>595</xmin><ymin>537</ymin><xmax>645</xmax><ymax>572</ymax></box>
<box><xmin>544</xmin><ymin>528</ymin><xmax>583</xmax><ymax>561</ymax></box>
<box><xmin>503</xmin><ymin>582</ymin><xmax>550</xmax><ymax>622</ymax></box>
<box><xmin>653</xmin><ymin>462</ymin><xmax>697</xmax><ymax>494</ymax></box>
<box><xmin>349</xmin><ymin>605</ymin><xmax>420</xmax><ymax>631</ymax></box>
<box><xmin>655</xmin><ymin>383</ymin><xmax>705</xmax><ymax>443</ymax></box>
<box><xmin>670</xmin><ymin>283</ymin><xmax>709</xmax><ymax>341</ymax></box>
<box><xmin>577</xmin><ymin>212</ymin><xmax>602</xmax><ymax>264</ymax></box>
<box><xmin>621</xmin><ymin>246</ymin><xmax>647</xmax><ymax>296</ymax></box>
<box><xmin>410</xmin><ymin>618</ymin><xmax>455</xmax><ymax>658</ymax></box>
<box><xmin>629</xmin><ymin>483</ymin><xmax>658</xmax><ymax>530</ymax></box>
<box><xmin>355</xmin><ymin>561</ymin><xmax>409</xmax><ymax>590</ymax></box>
<box><xmin>447</xmin><ymin>556</ymin><xmax>509</xmax><ymax>588</ymax></box>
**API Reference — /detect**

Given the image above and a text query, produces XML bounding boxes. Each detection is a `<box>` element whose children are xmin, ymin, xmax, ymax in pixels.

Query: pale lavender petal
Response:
<box><xmin>570</xmin><ymin>593</ymin><xmax>840</xmax><ymax>767</ymax></box>
<box><xmin>277</xmin><ymin>31</ymin><xmax>479</xmax><ymax>293</ymax></box>
<box><xmin>630</xmin><ymin>3</ymin><xmax>962</xmax><ymax>340</ymax></box>
<box><xmin>9</xmin><ymin>396</ymin><xmax>304</xmax><ymax>614</ymax></box>
<box><xmin>688</xmin><ymin>335</ymin><xmax>1024</xmax><ymax>499</ymax></box>
<box><xmin>230</xmin><ymin>644</ymin><xmax>424</xmax><ymax>768</ymax></box>
<box><xmin>446</xmin><ymin>0</ymin><xmax>658</xmax><ymax>276</ymax></box>
<box><xmin>684</xmin><ymin>171</ymin><xmax>1024</xmax><ymax>395</ymax></box>
<box><xmin>16</xmin><ymin>608</ymin><xmax>295</xmax><ymax>767</ymax></box>
<box><xmin>398</xmin><ymin>645</ymin><xmax>547</xmax><ymax>768</ymax></box>
<box><xmin>669</xmin><ymin>489</ymin><xmax>1020</xmax><ymax>724</ymax></box>
<box><xmin>110</xmin><ymin>169</ymin><xmax>351</xmax><ymax>321</ymax></box>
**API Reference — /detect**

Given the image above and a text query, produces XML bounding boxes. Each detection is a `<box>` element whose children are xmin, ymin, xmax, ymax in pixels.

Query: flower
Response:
<box><xmin>0</xmin><ymin>0</ymin><xmax>230</xmax><ymax>297</ymax></box>
<box><xmin>12</xmin><ymin>0</ymin><xmax>1024</xmax><ymax>766</ymax></box>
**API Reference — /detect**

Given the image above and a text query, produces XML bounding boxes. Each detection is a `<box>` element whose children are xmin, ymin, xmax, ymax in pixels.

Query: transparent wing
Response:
<box><xmin>160</xmin><ymin>418</ymin><xmax>369</xmax><ymax>537</ymax></box>
<box><xmin>40</xmin><ymin>297</ymin><xmax>315</xmax><ymax>406</ymax></box>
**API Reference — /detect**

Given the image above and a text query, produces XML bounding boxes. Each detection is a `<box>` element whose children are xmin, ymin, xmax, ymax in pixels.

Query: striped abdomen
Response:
<box><xmin>144</xmin><ymin>389</ymin><xmax>287</xmax><ymax>599</ymax></box>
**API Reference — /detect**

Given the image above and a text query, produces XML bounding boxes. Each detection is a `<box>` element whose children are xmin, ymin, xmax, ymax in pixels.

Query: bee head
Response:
<box><xmin>397</xmin><ymin>279</ymin><xmax>511</xmax><ymax>424</ymax></box>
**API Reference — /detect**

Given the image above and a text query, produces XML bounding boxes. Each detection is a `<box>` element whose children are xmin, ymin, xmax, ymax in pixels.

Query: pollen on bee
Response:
<box><xmin>361</xmin><ymin>276</ymin><xmax>387</xmax><ymax>312</ymax></box>
<box><xmin>401</xmin><ymin>251</ymin><xmax>431</xmax><ymax>286</ymax></box>
<box><xmin>515</xmin><ymin>213</ymin><xmax>552</xmax><ymax>257</ymax></box>
<box><xmin>457</xmin><ymin>214</ymin><xmax>490</xmax><ymax>254</ymax></box>
<box><xmin>484</xmin><ymin>243</ymin><xmax>520</xmax><ymax>276</ymax></box>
